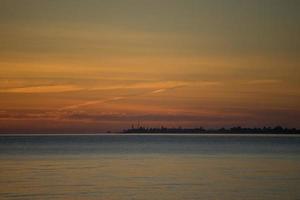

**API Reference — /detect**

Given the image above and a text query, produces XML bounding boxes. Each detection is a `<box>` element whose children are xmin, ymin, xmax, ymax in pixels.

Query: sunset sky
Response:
<box><xmin>0</xmin><ymin>0</ymin><xmax>299</xmax><ymax>133</ymax></box>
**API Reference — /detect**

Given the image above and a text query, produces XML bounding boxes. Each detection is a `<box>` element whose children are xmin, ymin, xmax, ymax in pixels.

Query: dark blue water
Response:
<box><xmin>1</xmin><ymin>134</ymin><xmax>300</xmax><ymax>200</ymax></box>
<box><xmin>1</xmin><ymin>134</ymin><xmax>300</xmax><ymax>156</ymax></box>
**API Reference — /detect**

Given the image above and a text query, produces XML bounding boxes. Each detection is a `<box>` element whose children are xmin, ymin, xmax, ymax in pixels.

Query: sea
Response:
<box><xmin>0</xmin><ymin>134</ymin><xmax>300</xmax><ymax>200</ymax></box>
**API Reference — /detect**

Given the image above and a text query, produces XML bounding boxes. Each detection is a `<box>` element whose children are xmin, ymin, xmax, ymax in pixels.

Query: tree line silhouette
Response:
<box><xmin>123</xmin><ymin>126</ymin><xmax>300</xmax><ymax>134</ymax></box>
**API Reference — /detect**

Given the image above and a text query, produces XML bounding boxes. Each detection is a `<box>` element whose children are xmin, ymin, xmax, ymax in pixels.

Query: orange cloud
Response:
<box><xmin>247</xmin><ymin>79</ymin><xmax>282</xmax><ymax>85</ymax></box>
<box><xmin>1</xmin><ymin>85</ymin><xmax>82</xmax><ymax>93</ymax></box>
<box><xmin>90</xmin><ymin>81</ymin><xmax>189</xmax><ymax>91</ymax></box>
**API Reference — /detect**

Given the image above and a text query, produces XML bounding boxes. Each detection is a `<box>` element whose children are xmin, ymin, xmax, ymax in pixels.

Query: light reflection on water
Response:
<box><xmin>0</xmin><ymin>134</ymin><xmax>300</xmax><ymax>200</ymax></box>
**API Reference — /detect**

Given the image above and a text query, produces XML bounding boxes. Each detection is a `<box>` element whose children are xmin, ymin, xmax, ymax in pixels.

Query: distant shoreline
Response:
<box><xmin>123</xmin><ymin>126</ymin><xmax>300</xmax><ymax>134</ymax></box>
<box><xmin>0</xmin><ymin>126</ymin><xmax>299</xmax><ymax>135</ymax></box>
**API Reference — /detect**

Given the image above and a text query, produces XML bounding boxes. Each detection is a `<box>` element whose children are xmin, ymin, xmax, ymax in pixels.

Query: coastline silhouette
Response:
<box><xmin>123</xmin><ymin>126</ymin><xmax>300</xmax><ymax>134</ymax></box>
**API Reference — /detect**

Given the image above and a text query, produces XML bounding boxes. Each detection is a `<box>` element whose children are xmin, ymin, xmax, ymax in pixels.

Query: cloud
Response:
<box><xmin>195</xmin><ymin>81</ymin><xmax>222</xmax><ymax>86</ymax></box>
<box><xmin>59</xmin><ymin>96</ymin><xmax>128</xmax><ymax>110</ymax></box>
<box><xmin>90</xmin><ymin>81</ymin><xmax>189</xmax><ymax>91</ymax></box>
<box><xmin>0</xmin><ymin>79</ymin><xmax>219</xmax><ymax>95</ymax></box>
<box><xmin>151</xmin><ymin>89</ymin><xmax>167</xmax><ymax>94</ymax></box>
<box><xmin>59</xmin><ymin>81</ymin><xmax>190</xmax><ymax>110</ymax></box>
<box><xmin>0</xmin><ymin>80</ymin><xmax>188</xmax><ymax>94</ymax></box>
<box><xmin>246</xmin><ymin>79</ymin><xmax>282</xmax><ymax>85</ymax></box>
<box><xmin>59</xmin><ymin>100</ymin><xmax>105</xmax><ymax>110</ymax></box>
<box><xmin>0</xmin><ymin>110</ymin><xmax>55</xmax><ymax>119</ymax></box>
<box><xmin>0</xmin><ymin>85</ymin><xmax>83</xmax><ymax>93</ymax></box>
<box><xmin>62</xmin><ymin>112</ymin><xmax>242</xmax><ymax>122</ymax></box>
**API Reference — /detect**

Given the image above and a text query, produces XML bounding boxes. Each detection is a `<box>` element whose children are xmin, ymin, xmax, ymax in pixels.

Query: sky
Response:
<box><xmin>0</xmin><ymin>0</ymin><xmax>299</xmax><ymax>133</ymax></box>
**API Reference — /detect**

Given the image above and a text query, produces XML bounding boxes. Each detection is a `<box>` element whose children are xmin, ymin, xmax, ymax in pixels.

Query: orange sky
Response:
<box><xmin>0</xmin><ymin>0</ymin><xmax>299</xmax><ymax>133</ymax></box>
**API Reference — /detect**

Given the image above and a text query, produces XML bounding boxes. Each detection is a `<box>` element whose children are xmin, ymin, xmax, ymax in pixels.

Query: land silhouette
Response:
<box><xmin>123</xmin><ymin>126</ymin><xmax>300</xmax><ymax>134</ymax></box>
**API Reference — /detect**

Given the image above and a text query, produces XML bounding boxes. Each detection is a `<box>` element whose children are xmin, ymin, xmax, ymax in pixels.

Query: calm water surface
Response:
<box><xmin>0</xmin><ymin>134</ymin><xmax>300</xmax><ymax>200</ymax></box>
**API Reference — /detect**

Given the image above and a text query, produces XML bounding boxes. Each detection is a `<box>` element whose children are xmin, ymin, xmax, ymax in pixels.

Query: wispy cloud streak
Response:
<box><xmin>59</xmin><ymin>81</ymin><xmax>190</xmax><ymax>110</ymax></box>
<box><xmin>0</xmin><ymin>85</ymin><xmax>83</xmax><ymax>93</ymax></box>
